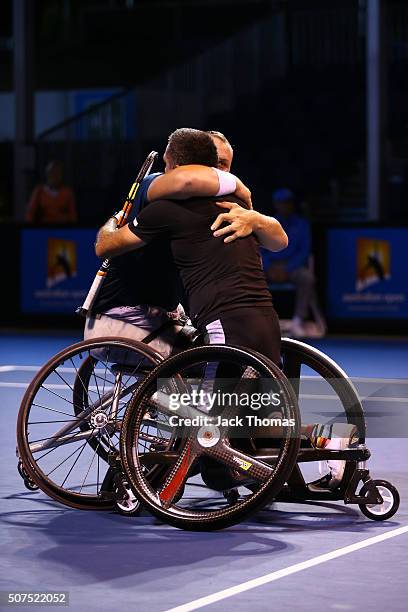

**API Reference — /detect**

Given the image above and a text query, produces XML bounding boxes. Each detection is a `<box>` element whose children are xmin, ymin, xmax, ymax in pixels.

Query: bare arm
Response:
<box><xmin>95</xmin><ymin>217</ymin><xmax>146</xmax><ymax>258</ymax></box>
<box><xmin>147</xmin><ymin>165</ymin><xmax>252</xmax><ymax>209</ymax></box>
<box><xmin>211</xmin><ymin>201</ymin><xmax>288</xmax><ymax>251</ymax></box>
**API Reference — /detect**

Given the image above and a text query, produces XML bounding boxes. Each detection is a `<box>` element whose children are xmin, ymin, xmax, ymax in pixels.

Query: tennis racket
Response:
<box><xmin>77</xmin><ymin>150</ymin><xmax>158</xmax><ymax>317</ymax></box>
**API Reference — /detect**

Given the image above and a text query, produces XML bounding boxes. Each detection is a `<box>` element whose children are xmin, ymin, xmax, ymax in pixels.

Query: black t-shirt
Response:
<box><xmin>130</xmin><ymin>195</ymin><xmax>273</xmax><ymax>326</ymax></box>
<box><xmin>93</xmin><ymin>173</ymin><xmax>182</xmax><ymax>314</ymax></box>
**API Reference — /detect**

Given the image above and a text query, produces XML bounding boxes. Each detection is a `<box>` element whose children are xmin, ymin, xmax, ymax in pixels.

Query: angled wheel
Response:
<box><xmin>16</xmin><ymin>337</ymin><xmax>164</xmax><ymax>510</ymax></box>
<box><xmin>121</xmin><ymin>344</ymin><xmax>301</xmax><ymax>531</ymax></box>
<box><xmin>280</xmin><ymin>338</ymin><xmax>366</xmax><ymax>488</ymax></box>
<box><xmin>281</xmin><ymin>338</ymin><xmax>365</xmax><ymax>441</ymax></box>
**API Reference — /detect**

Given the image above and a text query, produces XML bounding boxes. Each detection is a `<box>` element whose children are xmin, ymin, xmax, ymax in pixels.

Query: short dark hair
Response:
<box><xmin>167</xmin><ymin>128</ymin><xmax>218</xmax><ymax>167</ymax></box>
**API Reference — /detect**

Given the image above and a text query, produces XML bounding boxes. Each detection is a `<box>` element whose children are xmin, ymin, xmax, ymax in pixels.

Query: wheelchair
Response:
<box><xmin>16</xmin><ymin>338</ymin><xmax>164</xmax><ymax>515</ymax></box>
<box><xmin>16</xmin><ymin>334</ymin><xmax>400</xmax><ymax>530</ymax></box>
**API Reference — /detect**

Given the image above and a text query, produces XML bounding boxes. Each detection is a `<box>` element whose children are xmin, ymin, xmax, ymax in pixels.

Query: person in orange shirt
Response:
<box><xmin>26</xmin><ymin>160</ymin><xmax>77</xmax><ymax>224</ymax></box>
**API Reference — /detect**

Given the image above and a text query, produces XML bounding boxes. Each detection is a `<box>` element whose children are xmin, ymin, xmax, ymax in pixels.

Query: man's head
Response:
<box><xmin>207</xmin><ymin>130</ymin><xmax>234</xmax><ymax>172</ymax></box>
<box><xmin>164</xmin><ymin>128</ymin><xmax>218</xmax><ymax>172</ymax></box>
<box><xmin>272</xmin><ymin>188</ymin><xmax>295</xmax><ymax>217</ymax></box>
<box><xmin>46</xmin><ymin>160</ymin><xmax>64</xmax><ymax>189</ymax></box>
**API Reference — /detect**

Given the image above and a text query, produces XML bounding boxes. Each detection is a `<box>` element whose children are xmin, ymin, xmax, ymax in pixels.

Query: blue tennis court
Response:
<box><xmin>1</xmin><ymin>332</ymin><xmax>407</xmax><ymax>612</ymax></box>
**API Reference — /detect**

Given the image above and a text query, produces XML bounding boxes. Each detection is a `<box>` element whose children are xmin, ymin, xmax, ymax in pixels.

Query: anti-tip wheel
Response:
<box><xmin>18</xmin><ymin>461</ymin><xmax>39</xmax><ymax>491</ymax></box>
<box><xmin>114</xmin><ymin>480</ymin><xmax>142</xmax><ymax>517</ymax></box>
<box><xmin>359</xmin><ymin>479</ymin><xmax>400</xmax><ymax>521</ymax></box>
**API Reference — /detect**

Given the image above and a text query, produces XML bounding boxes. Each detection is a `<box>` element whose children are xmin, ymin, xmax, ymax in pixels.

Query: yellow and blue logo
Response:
<box><xmin>47</xmin><ymin>238</ymin><xmax>77</xmax><ymax>288</ymax></box>
<box><xmin>356</xmin><ymin>237</ymin><xmax>391</xmax><ymax>291</ymax></box>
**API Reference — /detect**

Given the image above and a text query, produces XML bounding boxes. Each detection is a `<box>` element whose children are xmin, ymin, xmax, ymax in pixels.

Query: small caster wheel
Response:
<box><xmin>18</xmin><ymin>461</ymin><xmax>39</xmax><ymax>491</ymax></box>
<box><xmin>23</xmin><ymin>478</ymin><xmax>40</xmax><ymax>491</ymax></box>
<box><xmin>17</xmin><ymin>460</ymin><xmax>26</xmax><ymax>480</ymax></box>
<box><xmin>359</xmin><ymin>479</ymin><xmax>400</xmax><ymax>521</ymax></box>
<box><xmin>223</xmin><ymin>488</ymin><xmax>239</xmax><ymax>506</ymax></box>
<box><xmin>114</xmin><ymin>481</ymin><xmax>141</xmax><ymax>517</ymax></box>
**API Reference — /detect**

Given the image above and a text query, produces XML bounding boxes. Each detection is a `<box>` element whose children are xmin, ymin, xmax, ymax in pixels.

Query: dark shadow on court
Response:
<box><xmin>1</xmin><ymin>490</ymin><xmax>402</xmax><ymax>587</ymax></box>
<box><xmin>0</xmin><ymin>503</ymin><xmax>291</xmax><ymax>585</ymax></box>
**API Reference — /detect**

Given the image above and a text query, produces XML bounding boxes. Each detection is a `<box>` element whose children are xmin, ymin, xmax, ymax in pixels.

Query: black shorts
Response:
<box><xmin>203</xmin><ymin>306</ymin><xmax>281</xmax><ymax>366</ymax></box>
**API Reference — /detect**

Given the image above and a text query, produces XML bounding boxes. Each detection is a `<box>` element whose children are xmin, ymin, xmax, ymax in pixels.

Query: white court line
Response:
<box><xmin>300</xmin><ymin>394</ymin><xmax>408</xmax><ymax>403</ymax></box>
<box><xmin>165</xmin><ymin>525</ymin><xmax>408</xmax><ymax>612</ymax></box>
<box><xmin>303</xmin><ymin>376</ymin><xmax>408</xmax><ymax>385</ymax></box>
<box><xmin>0</xmin><ymin>382</ymin><xmax>111</xmax><ymax>390</ymax></box>
<box><xmin>0</xmin><ymin>366</ymin><xmax>407</xmax><ymax>384</ymax></box>
<box><xmin>0</xmin><ymin>380</ymin><xmax>405</xmax><ymax>402</ymax></box>
<box><xmin>334</xmin><ymin>376</ymin><xmax>408</xmax><ymax>385</ymax></box>
<box><xmin>0</xmin><ymin>365</ymin><xmax>106</xmax><ymax>374</ymax></box>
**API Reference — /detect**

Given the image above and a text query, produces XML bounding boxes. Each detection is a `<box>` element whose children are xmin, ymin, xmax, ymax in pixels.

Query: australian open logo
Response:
<box><xmin>47</xmin><ymin>238</ymin><xmax>77</xmax><ymax>288</ymax></box>
<box><xmin>356</xmin><ymin>237</ymin><xmax>391</xmax><ymax>292</ymax></box>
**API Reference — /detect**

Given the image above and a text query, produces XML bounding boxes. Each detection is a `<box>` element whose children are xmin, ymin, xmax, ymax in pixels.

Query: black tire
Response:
<box><xmin>359</xmin><ymin>479</ymin><xmax>400</xmax><ymax>521</ymax></box>
<box><xmin>17</xmin><ymin>337</ymin><xmax>163</xmax><ymax>510</ymax></box>
<box><xmin>121</xmin><ymin>344</ymin><xmax>301</xmax><ymax>531</ymax></box>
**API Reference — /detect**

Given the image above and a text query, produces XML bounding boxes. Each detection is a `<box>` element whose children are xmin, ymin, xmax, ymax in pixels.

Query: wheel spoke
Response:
<box><xmin>60</xmin><ymin>440</ymin><xmax>89</xmax><ymax>488</ymax></box>
<box><xmin>28</xmin><ymin>420</ymin><xmax>73</xmax><ymax>424</ymax></box>
<box><xmin>121</xmin><ymin>354</ymin><xmax>145</xmax><ymax>390</ymax></box>
<box><xmin>46</xmin><ymin>442</ymin><xmax>89</xmax><ymax>477</ymax></box>
<box><xmin>32</xmin><ymin>402</ymin><xmax>77</xmax><ymax>418</ymax></box>
<box><xmin>40</xmin><ymin>384</ymin><xmax>83</xmax><ymax>410</ymax></box>
<box><xmin>70</xmin><ymin>356</ymin><xmax>92</xmax><ymax>400</ymax></box>
<box><xmin>101</xmin><ymin>348</ymin><xmax>110</xmax><ymax>398</ymax></box>
<box><xmin>89</xmin><ymin>355</ymin><xmax>103</xmax><ymax>406</ymax></box>
<box><xmin>53</xmin><ymin>369</ymin><xmax>78</xmax><ymax>396</ymax></box>
<box><xmin>79</xmin><ymin>436</ymin><xmax>102</xmax><ymax>493</ymax></box>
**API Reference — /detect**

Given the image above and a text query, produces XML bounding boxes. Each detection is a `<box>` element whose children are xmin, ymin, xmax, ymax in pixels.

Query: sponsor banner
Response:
<box><xmin>327</xmin><ymin>227</ymin><xmax>408</xmax><ymax>319</ymax></box>
<box><xmin>21</xmin><ymin>228</ymin><xmax>98</xmax><ymax>314</ymax></box>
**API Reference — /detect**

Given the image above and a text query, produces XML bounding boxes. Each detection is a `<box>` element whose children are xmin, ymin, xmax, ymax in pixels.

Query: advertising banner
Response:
<box><xmin>327</xmin><ymin>227</ymin><xmax>408</xmax><ymax>319</ymax></box>
<box><xmin>21</xmin><ymin>229</ymin><xmax>98</xmax><ymax>314</ymax></box>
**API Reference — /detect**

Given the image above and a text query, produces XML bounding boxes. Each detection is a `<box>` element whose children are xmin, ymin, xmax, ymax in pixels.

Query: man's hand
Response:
<box><xmin>211</xmin><ymin>201</ymin><xmax>256</xmax><ymax>243</ymax></box>
<box><xmin>211</xmin><ymin>201</ymin><xmax>288</xmax><ymax>252</ymax></box>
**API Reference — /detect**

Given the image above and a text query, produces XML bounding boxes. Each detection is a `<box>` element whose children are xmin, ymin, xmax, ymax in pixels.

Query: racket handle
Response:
<box><xmin>76</xmin><ymin>259</ymin><xmax>109</xmax><ymax>317</ymax></box>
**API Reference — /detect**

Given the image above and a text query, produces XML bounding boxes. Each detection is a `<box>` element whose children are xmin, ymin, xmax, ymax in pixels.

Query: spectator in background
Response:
<box><xmin>26</xmin><ymin>160</ymin><xmax>77</xmax><ymax>224</ymax></box>
<box><xmin>261</xmin><ymin>188</ymin><xmax>326</xmax><ymax>337</ymax></box>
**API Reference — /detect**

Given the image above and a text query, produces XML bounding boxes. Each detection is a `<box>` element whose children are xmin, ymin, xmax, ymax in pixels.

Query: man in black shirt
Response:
<box><xmin>86</xmin><ymin>129</ymin><xmax>253</xmax><ymax>356</ymax></box>
<box><xmin>96</xmin><ymin>129</ymin><xmax>287</xmax><ymax>364</ymax></box>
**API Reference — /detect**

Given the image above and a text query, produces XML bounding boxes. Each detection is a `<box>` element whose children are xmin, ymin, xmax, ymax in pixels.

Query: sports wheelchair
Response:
<box><xmin>16</xmin><ymin>334</ymin><xmax>400</xmax><ymax>530</ymax></box>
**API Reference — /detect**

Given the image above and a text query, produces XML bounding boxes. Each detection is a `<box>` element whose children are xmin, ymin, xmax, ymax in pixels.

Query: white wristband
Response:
<box><xmin>212</xmin><ymin>167</ymin><xmax>237</xmax><ymax>196</ymax></box>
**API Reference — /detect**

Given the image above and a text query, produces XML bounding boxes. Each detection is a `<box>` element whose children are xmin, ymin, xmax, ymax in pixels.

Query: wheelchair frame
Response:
<box><xmin>16</xmin><ymin>335</ymin><xmax>400</xmax><ymax>526</ymax></box>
